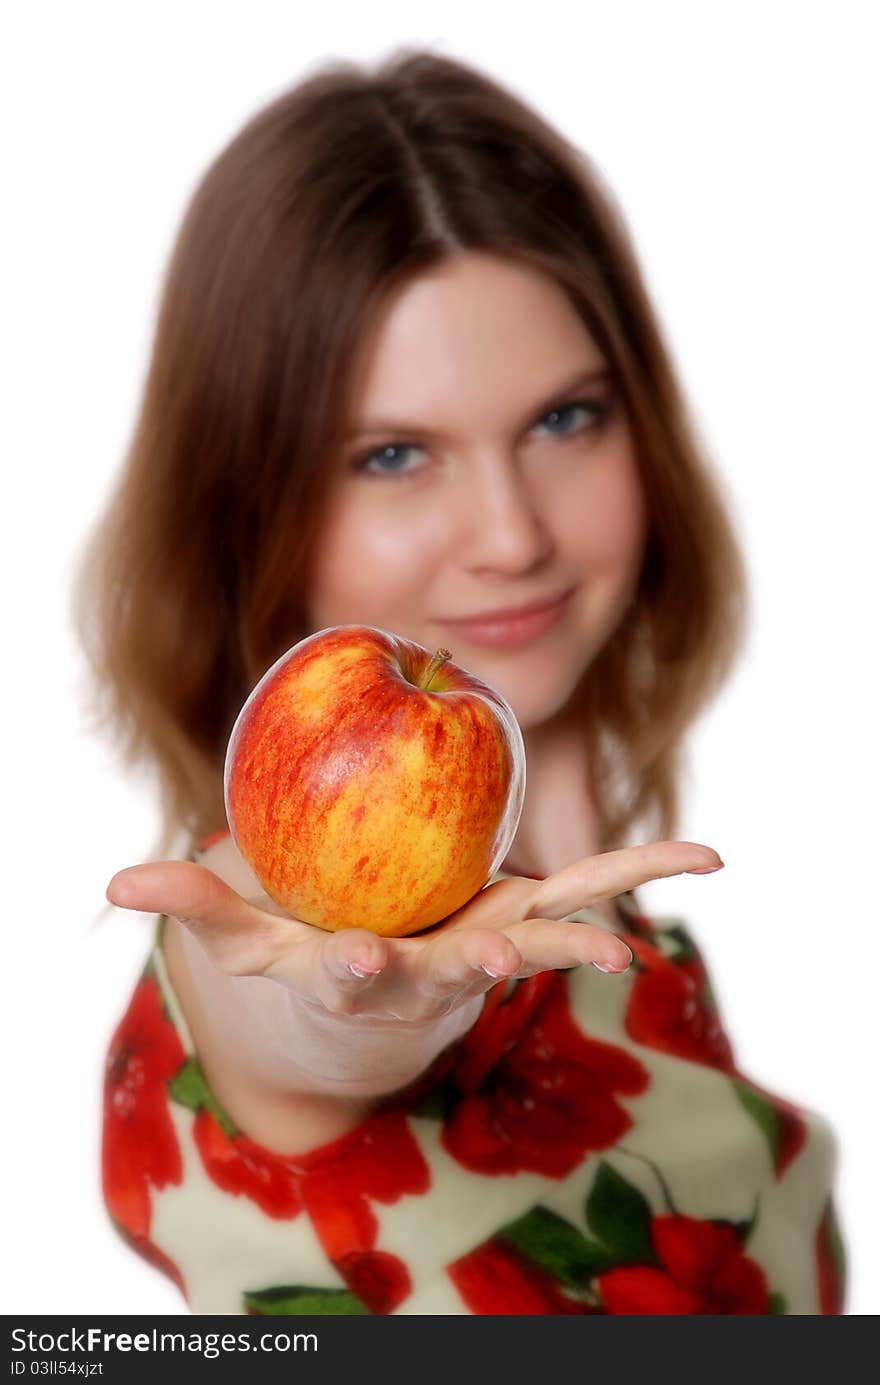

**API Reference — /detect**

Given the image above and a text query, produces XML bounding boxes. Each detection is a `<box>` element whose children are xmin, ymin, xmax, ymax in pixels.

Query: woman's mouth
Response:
<box><xmin>436</xmin><ymin>588</ymin><xmax>576</xmax><ymax>650</ymax></box>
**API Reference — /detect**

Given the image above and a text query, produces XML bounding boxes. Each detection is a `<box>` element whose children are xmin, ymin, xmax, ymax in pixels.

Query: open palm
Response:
<box><xmin>107</xmin><ymin>839</ymin><xmax>722</xmax><ymax>1025</ymax></box>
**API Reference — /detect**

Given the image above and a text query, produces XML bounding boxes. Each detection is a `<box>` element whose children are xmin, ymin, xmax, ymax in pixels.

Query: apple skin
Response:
<box><xmin>223</xmin><ymin>624</ymin><xmax>526</xmax><ymax>937</ymax></box>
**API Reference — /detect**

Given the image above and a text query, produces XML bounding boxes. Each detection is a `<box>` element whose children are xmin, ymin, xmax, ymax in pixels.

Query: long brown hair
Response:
<box><xmin>71</xmin><ymin>46</ymin><xmax>749</xmax><ymax>866</ymax></box>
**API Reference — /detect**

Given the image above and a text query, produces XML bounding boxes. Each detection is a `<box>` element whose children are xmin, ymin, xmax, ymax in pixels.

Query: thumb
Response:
<box><xmin>106</xmin><ymin>860</ymin><xmax>307</xmax><ymax>975</ymax></box>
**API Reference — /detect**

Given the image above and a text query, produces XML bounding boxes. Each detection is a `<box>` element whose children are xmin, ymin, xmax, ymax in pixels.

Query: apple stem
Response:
<box><xmin>419</xmin><ymin>648</ymin><xmax>452</xmax><ymax>691</ymax></box>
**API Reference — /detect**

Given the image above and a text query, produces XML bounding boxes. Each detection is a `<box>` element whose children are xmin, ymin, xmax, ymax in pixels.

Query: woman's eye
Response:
<box><xmin>354</xmin><ymin>442</ymin><xmax>423</xmax><ymax>476</ymax></box>
<box><xmin>534</xmin><ymin>398</ymin><xmax>611</xmax><ymax>437</ymax></box>
<box><xmin>351</xmin><ymin>397</ymin><xmax>612</xmax><ymax>476</ymax></box>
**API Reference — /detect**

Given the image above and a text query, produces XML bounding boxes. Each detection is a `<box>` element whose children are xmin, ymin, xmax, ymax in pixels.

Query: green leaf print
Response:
<box><xmin>167</xmin><ymin>1054</ymin><xmax>238</xmax><ymax>1137</ymax></box>
<box><xmin>586</xmin><ymin>1162</ymin><xmax>657</xmax><ymax>1265</ymax></box>
<box><xmin>732</xmin><ymin>1079</ymin><xmax>781</xmax><ymax>1165</ymax></box>
<box><xmin>499</xmin><ymin>1205</ymin><xmax>617</xmax><ymax>1286</ymax></box>
<box><xmin>656</xmin><ymin>921</ymin><xmax>728</xmax><ymax>1014</ymax></box>
<box><xmin>244</xmin><ymin>1285</ymin><xmax>369</xmax><ymax>1315</ymax></box>
<box><xmin>411</xmin><ymin>1084</ymin><xmax>452</xmax><ymax>1121</ymax></box>
<box><xmin>659</xmin><ymin>924</ymin><xmax>699</xmax><ymax>964</ymax></box>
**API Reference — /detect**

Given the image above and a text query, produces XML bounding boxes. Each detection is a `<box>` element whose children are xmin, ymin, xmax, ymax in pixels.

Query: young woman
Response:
<box><xmin>73</xmin><ymin>48</ymin><xmax>845</xmax><ymax>1315</ymax></box>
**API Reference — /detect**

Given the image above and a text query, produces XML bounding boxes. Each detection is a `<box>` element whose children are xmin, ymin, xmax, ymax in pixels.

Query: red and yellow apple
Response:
<box><xmin>223</xmin><ymin>624</ymin><xmax>526</xmax><ymax>936</ymax></box>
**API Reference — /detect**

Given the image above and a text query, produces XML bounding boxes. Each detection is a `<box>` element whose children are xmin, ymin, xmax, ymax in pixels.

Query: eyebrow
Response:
<box><xmin>344</xmin><ymin>364</ymin><xmax>614</xmax><ymax>443</ymax></box>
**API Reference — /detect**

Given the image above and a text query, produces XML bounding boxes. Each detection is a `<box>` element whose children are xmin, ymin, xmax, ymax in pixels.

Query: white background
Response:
<box><xmin>4</xmin><ymin>0</ymin><xmax>877</xmax><ymax>1315</ymax></box>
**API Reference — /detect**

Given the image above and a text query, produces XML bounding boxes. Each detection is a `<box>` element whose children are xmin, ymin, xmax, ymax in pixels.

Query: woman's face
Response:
<box><xmin>305</xmin><ymin>251</ymin><xmax>649</xmax><ymax>730</ymax></box>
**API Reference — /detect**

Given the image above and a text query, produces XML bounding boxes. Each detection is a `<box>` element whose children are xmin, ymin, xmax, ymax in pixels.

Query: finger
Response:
<box><xmin>413</xmin><ymin>928</ymin><xmax>523</xmax><ymax>999</ymax></box>
<box><xmin>502</xmin><ymin>918</ymin><xmax>634</xmax><ymax>976</ymax></box>
<box><xmin>438</xmin><ymin>876</ymin><xmax>540</xmax><ymax>933</ymax></box>
<box><xmin>263</xmin><ymin>928</ymin><xmax>392</xmax><ymax>1014</ymax></box>
<box><xmin>528</xmin><ymin>841</ymin><xmax>724</xmax><ymax>920</ymax></box>
<box><xmin>106</xmin><ymin>860</ymin><xmax>308</xmax><ymax>974</ymax></box>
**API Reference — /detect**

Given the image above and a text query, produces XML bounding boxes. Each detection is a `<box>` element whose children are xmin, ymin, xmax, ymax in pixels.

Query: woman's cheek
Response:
<box><xmin>565</xmin><ymin>450</ymin><xmax>648</xmax><ymax>571</ymax></box>
<box><xmin>307</xmin><ymin>499</ymin><xmax>440</xmax><ymax>624</ymax></box>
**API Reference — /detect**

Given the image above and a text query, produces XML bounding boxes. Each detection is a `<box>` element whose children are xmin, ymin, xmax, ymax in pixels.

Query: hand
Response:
<box><xmin>106</xmin><ymin>840</ymin><xmax>723</xmax><ymax>1028</ymax></box>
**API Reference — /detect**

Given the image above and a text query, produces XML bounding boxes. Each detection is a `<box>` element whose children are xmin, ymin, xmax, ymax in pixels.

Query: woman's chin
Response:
<box><xmin>487</xmin><ymin>674</ymin><xmax>584</xmax><ymax>734</ymax></box>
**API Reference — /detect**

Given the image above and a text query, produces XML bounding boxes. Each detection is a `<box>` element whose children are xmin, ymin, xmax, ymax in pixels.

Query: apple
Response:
<box><xmin>223</xmin><ymin>624</ymin><xmax>526</xmax><ymax>937</ymax></box>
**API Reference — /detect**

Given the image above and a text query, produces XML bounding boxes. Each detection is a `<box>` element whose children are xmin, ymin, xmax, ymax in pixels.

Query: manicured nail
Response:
<box><xmin>593</xmin><ymin>946</ymin><xmax>633</xmax><ymax>974</ymax></box>
<box><xmin>348</xmin><ymin>962</ymin><xmax>382</xmax><ymax>978</ymax></box>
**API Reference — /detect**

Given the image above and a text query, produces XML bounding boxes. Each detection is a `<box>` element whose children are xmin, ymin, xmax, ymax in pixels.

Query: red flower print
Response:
<box><xmin>596</xmin><ymin>1215</ymin><xmax>769</xmax><ymax>1314</ymax></box>
<box><xmin>624</xmin><ymin>936</ymin><xmax>735</xmax><ymax>1070</ymax></box>
<box><xmin>732</xmin><ymin>1079</ymin><xmax>808</xmax><ymax>1178</ymax></box>
<box><xmin>334</xmin><ymin>1250</ymin><xmax>412</xmax><ymax>1316</ymax></box>
<box><xmin>174</xmin><ymin>1051</ymin><xmax>429</xmax><ymax>1312</ymax></box>
<box><xmin>115</xmin><ymin>1223</ymin><xmax>187</xmax><ymax>1299</ymax></box>
<box><xmin>102</xmin><ymin>970</ymin><xmax>186</xmax><ymax>1239</ymax></box>
<box><xmin>773</xmin><ymin>1103</ymin><xmax>807</xmax><ymax>1175</ymax></box>
<box><xmin>297</xmin><ymin>1108</ymin><xmax>430</xmax><ymax>1312</ymax></box>
<box><xmin>623</xmin><ymin>931</ymin><xmax>807</xmax><ymax>1177</ymax></box>
<box><xmin>439</xmin><ymin>971</ymin><xmax>650</xmax><ymax>1178</ymax></box>
<box><xmin>191</xmin><ymin>1109</ymin><xmax>304</xmax><ymax>1219</ymax></box>
<box><xmin>449</xmin><ymin>1238</ymin><xmax>589</xmax><ymax>1315</ymax></box>
<box><xmin>816</xmin><ymin>1198</ymin><xmax>846</xmax><ymax>1314</ymax></box>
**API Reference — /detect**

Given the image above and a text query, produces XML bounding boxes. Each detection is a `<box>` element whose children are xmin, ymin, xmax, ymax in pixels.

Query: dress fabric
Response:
<box><xmin>101</xmin><ymin>834</ymin><xmax>846</xmax><ymax>1315</ymax></box>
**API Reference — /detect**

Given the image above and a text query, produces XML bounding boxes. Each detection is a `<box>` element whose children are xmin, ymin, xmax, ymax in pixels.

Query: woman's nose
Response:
<box><xmin>453</xmin><ymin>452</ymin><xmax>555</xmax><ymax>574</ymax></box>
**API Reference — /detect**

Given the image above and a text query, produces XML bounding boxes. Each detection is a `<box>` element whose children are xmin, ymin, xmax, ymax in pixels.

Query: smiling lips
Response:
<box><xmin>437</xmin><ymin>588</ymin><xmax>576</xmax><ymax>649</ymax></box>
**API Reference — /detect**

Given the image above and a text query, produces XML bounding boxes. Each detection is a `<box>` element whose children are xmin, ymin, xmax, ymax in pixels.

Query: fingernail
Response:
<box><xmin>686</xmin><ymin>860</ymin><xmax>725</xmax><ymax>874</ymax></box>
<box><xmin>593</xmin><ymin>946</ymin><xmax>633</xmax><ymax>974</ymax></box>
<box><xmin>481</xmin><ymin>964</ymin><xmax>508</xmax><ymax>979</ymax></box>
<box><xmin>348</xmin><ymin>962</ymin><xmax>382</xmax><ymax>978</ymax></box>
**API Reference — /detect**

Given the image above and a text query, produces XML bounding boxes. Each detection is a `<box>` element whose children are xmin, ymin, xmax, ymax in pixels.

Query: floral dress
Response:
<box><xmin>101</xmin><ymin>834</ymin><xmax>846</xmax><ymax>1315</ymax></box>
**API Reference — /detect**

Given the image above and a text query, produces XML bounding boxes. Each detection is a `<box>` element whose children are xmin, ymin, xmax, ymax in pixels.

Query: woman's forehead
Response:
<box><xmin>345</xmin><ymin>256</ymin><xmax>607</xmax><ymax>428</ymax></box>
